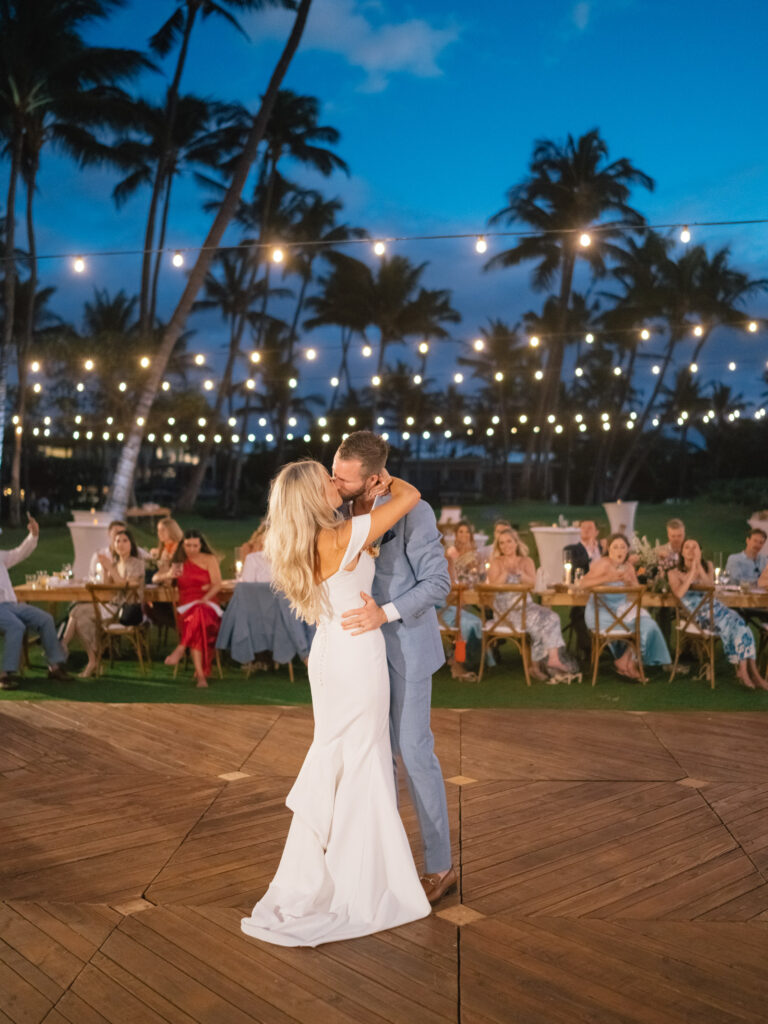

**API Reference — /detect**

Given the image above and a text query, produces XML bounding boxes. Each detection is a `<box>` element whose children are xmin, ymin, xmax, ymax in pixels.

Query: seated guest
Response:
<box><xmin>159</xmin><ymin>530</ymin><xmax>222</xmax><ymax>688</ymax></box>
<box><xmin>241</xmin><ymin>522</ymin><xmax>271</xmax><ymax>583</ymax></box>
<box><xmin>760</xmin><ymin>562</ymin><xmax>768</xmax><ymax>588</ymax></box>
<box><xmin>669</xmin><ymin>539</ymin><xmax>767</xmax><ymax>690</ymax></box>
<box><xmin>580</xmin><ymin>533</ymin><xmax>671</xmax><ymax>681</ymax></box>
<box><xmin>655</xmin><ymin>518</ymin><xmax>685</xmax><ymax>563</ymax></box>
<box><xmin>0</xmin><ymin>514</ymin><xmax>70</xmax><ymax>689</ymax></box>
<box><xmin>64</xmin><ymin>528</ymin><xmax>145</xmax><ymax>679</ymax></box>
<box><xmin>90</xmin><ymin>519</ymin><xmax>150</xmax><ymax>578</ymax></box>
<box><xmin>445</xmin><ymin>521</ymin><xmax>483</xmax><ymax>583</ymax></box>
<box><xmin>724</xmin><ymin>528</ymin><xmax>768</xmax><ymax>584</ymax></box>
<box><xmin>487</xmin><ymin>528</ymin><xmax>575</xmax><ymax>682</ymax></box>
<box><xmin>479</xmin><ymin>518</ymin><xmax>512</xmax><ymax>561</ymax></box>
<box><xmin>563</xmin><ymin>519</ymin><xmax>605</xmax><ymax>661</ymax></box>
<box><xmin>150</xmin><ymin>517</ymin><xmax>183</xmax><ymax>579</ymax></box>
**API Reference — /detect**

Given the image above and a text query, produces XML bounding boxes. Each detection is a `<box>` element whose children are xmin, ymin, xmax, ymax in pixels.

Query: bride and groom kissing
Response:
<box><xmin>240</xmin><ymin>430</ymin><xmax>456</xmax><ymax>947</ymax></box>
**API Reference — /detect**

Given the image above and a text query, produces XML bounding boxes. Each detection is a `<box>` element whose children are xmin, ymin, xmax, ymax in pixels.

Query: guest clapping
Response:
<box><xmin>580</xmin><ymin>533</ymin><xmax>670</xmax><ymax>681</ymax></box>
<box><xmin>669</xmin><ymin>539</ymin><xmax>767</xmax><ymax>690</ymax></box>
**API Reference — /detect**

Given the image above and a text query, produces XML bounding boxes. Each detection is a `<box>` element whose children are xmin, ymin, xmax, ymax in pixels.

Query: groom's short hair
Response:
<box><xmin>336</xmin><ymin>431</ymin><xmax>389</xmax><ymax>478</ymax></box>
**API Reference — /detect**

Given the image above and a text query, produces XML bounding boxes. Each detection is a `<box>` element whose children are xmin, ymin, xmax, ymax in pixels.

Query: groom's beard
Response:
<box><xmin>336</xmin><ymin>484</ymin><xmax>366</xmax><ymax>502</ymax></box>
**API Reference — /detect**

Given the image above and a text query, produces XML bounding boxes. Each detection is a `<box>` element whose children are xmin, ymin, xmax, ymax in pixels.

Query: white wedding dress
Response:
<box><xmin>241</xmin><ymin>513</ymin><xmax>431</xmax><ymax>946</ymax></box>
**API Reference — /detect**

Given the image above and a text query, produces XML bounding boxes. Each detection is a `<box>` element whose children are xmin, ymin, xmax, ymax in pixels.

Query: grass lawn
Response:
<box><xmin>1</xmin><ymin>498</ymin><xmax>765</xmax><ymax>712</ymax></box>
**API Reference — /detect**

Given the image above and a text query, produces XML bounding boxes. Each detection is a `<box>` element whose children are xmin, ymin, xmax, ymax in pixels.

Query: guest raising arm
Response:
<box><xmin>669</xmin><ymin>539</ymin><xmax>767</xmax><ymax>690</ymax></box>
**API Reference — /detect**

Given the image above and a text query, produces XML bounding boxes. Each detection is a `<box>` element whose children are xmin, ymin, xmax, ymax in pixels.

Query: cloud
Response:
<box><xmin>571</xmin><ymin>2</ymin><xmax>591</xmax><ymax>31</ymax></box>
<box><xmin>250</xmin><ymin>0</ymin><xmax>460</xmax><ymax>92</ymax></box>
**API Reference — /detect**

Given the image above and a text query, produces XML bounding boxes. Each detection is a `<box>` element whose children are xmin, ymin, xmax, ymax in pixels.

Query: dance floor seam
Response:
<box><xmin>2</xmin><ymin>702</ymin><xmax>768</xmax><ymax>1023</ymax></box>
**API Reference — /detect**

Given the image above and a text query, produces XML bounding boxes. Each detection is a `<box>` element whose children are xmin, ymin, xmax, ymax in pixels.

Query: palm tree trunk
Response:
<box><xmin>139</xmin><ymin>8</ymin><xmax>198</xmax><ymax>332</ymax></box>
<box><xmin>0</xmin><ymin>130</ymin><xmax>23</xmax><ymax>507</ymax></box>
<box><xmin>105</xmin><ymin>0</ymin><xmax>314</xmax><ymax>517</ymax></box>
<box><xmin>176</xmin><ymin>319</ymin><xmax>243</xmax><ymax>511</ymax></box>
<box><xmin>148</xmin><ymin>172</ymin><xmax>173</xmax><ymax>327</ymax></box>
<box><xmin>538</xmin><ymin>251</ymin><xmax>575</xmax><ymax>495</ymax></box>
<box><xmin>612</xmin><ymin>330</ymin><xmax>680</xmax><ymax>496</ymax></box>
<box><xmin>11</xmin><ymin>154</ymin><xmax>39</xmax><ymax>526</ymax></box>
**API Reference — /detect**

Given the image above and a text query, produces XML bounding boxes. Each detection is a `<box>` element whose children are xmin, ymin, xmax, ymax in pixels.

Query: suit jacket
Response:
<box><xmin>370</xmin><ymin>497</ymin><xmax>451</xmax><ymax>680</ymax></box>
<box><xmin>563</xmin><ymin>541</ymin><xmax>592</xmax><ymax>575</ymax></box>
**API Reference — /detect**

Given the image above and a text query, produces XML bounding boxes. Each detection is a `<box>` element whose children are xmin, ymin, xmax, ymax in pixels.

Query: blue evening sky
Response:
<box><xmin>28</xmin><ymin>0</ymin><xmax>768</xmax><ymax>405</ymax></box>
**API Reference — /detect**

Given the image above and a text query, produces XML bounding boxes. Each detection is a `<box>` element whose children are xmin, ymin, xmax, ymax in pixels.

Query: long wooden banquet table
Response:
<box><xmin>451</xmin><ymin>583</ymin><xmax>768</xmax><ymax>612</ymax></box>
<box><xmin>13</xmin><ymin>579</ymin><xmax>237</xmax><ymax>607</ymax></box>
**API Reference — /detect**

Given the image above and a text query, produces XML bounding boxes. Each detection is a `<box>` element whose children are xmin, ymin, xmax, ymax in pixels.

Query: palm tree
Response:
<box><xmin>0</xmin><ymin>0</ymin><xmax>150</xmax><ymax>521</ymax></box>
<box><xmin>485</xmin><ymin>128</ymin><xmax>653</xmax><ymax>494</ymax></box>
<box><xmin>112</xmin><ymin>92</ymin><xmax>225</xmax><ymax>326</ymax></box>
<box><xmin>105</xmin><ymin>0</ymin><xmax>313</xmax><ymax>516</ymax></box>
<box><xmin>139</xmin><ymin>0</ymin><xmax>292</xmax><ymax>331</ymax></box>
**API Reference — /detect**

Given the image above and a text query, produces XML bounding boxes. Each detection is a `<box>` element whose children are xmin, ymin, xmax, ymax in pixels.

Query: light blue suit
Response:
<box><xmin>371</xmin><ymin>497</ymin><xmax>452</xmax><ymax>873</ymax></box>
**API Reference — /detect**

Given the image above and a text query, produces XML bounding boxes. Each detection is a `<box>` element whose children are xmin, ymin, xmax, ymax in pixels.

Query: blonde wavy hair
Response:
<box><xmin>492</xmin><ymin>527</ymin><xmax>529</xmax><ymax>559</ymax></box>
<box><xmin>264</xmin><ymin>460</ymin><xmax>342</xmax><ymax>624</ymax></box>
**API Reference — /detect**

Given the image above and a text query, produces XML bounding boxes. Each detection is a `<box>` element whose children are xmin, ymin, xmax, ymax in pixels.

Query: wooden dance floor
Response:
<box><xmin>2</xmin><ymin>702</ymin><xmax>768</xmax><ymax>1023</ymax></box>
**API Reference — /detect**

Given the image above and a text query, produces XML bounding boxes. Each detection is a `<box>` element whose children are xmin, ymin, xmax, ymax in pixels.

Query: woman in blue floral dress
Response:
<box><xmin>668</xmin><ymin>539</ymin><xmax>767</xmax><ymax>690</ymax></box>
<box><xmin>487</xmin><ymin>529</ymin><xmax>574</xmax><ymax>681</ymax></box>
<box><xmin>580</xmin><ymin>533</ymin><xmax>671</xmax><ymax>681</ymax></box>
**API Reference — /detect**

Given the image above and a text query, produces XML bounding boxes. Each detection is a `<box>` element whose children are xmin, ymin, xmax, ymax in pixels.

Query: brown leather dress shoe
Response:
<box><xmin>420</xmin><ymin>866</ymin><xmax>457</xmax><ymax>904</ymax></box>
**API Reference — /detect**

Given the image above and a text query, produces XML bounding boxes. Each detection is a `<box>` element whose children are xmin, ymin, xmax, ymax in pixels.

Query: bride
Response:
<box><xmin>240</xmin><ymin>459</ymin><xmax>431</xmax><ymax>946</ymax></box>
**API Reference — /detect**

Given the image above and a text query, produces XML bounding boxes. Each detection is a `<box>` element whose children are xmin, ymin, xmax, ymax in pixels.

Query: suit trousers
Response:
<box><xmin>389</xmin><ymin>666</ymin><xmax>451</xmax><ymax>874</ymax></box>
<box><xmin>0</xmin><ymin>601</ymin><xmax>65</xmax><ymax>672</ymax></box>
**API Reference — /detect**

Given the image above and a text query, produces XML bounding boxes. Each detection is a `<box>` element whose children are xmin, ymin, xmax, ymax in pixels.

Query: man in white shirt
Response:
<box><xmin>0</xmin><ymin>514</ymin><xmax>70</xmax><ymax>689</ymax></box>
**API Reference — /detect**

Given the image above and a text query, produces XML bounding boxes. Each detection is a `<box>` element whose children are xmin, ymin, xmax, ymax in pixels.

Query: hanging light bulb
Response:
<box><xmin>361</xmin><ymin>344</ymin><xmax>372</xmax><ymax>358</ymax></box>
<box><xmin>640</xmin><ymin>328</ymin><xmax>651</xmax><ymax>341</ymax></box>
<box><xmin>474</xmin><ymin>236</ymin><xmax>487</xmax><ymax>254</ymax></box>
<box><xmin>693</xmin><ymin>324</ymin><xmax>704</xmax><ymax>337</ymax></box>
<box><xmin>494</xmin><ymin>371</ymin><xmax>504</xmax><ymax>381</ymax></box>
<box><xmin>519</xmin><ymin>414</ymin><xmax>528</xmax><ymax>424</ymax></box>
<box><xmin>271</xmin><ymin>246</ymin><xmax>284</xmax><ymax>263</ymax></box>
<box><xmin>680</xmin><ymin>225</ymin><xmax>691</xmax><ymax>243</ymax></box>
<box><xmin>194</xmin><ymin>353</ymin><xmax>205</xmax><ymax>366</ymax></box>
<box><xmin>30</xmin><ymin>360</ymin><xmax>40</xmax><ymax>373</ymax></box>
<box><xmin>534</xmin><ymin>369</ymin><xmax>544</xmax><ymax>380</ymax></box>
<box><xmin>613</xmin><ymin>366</ymin><xmax>622</xmax><ymax>376</ymax></box>
<box><xmin>748</xmin><ymin>320</ymin><xmax>758</xmax><ymax>333</ymax></box>
<box><xmin>529</xmin><ymin>335</ymin><xmax>540</xmax><ymax>348</ymax></box>
<box><xmin>330</xmin><ymin>377</ymin><xmax>339</xmax><ymax>387</ymax></box>
<box><xmin>473</xmin><ymin>338</ymin><xmax>485</xmax><ymax>351</ymax></box>
<box><xmin>162</xmin><ymin>380</ymin><xmax>171</xmax><ymax>391</ymax></box>
<box><xmin>72</xmin><ymin>256</ymin><xmax>86</xmax><ymax>274</ymax></box>
<box><xmin>84</xmin><ymin>358</ymin><xmax>94</xmax><ymax>371</ymax></box>
<box><xmin>728</xmin><ymin>361</ymin><xmax>736</xmax><ymax>371</ymax></box>
<box><xmin>245</xmin><ymin>378</ymin><xmax>256</xmax><ymax>389</ymax></box>
<box><xmin>371</xmin><ymin>375</ymin><xmax>381</xmax><ymax>386</ymax></box>
<box><xmin>453</xmin><ymin>372</ymin><xmax>464</xmax><ymax>383</ymax></box>
<box><xmin>413</xmin><ymin>374</ymin><xmax>422</xmax><ymax>385</ymax></box>
<box><xmin>689</xmin><ymin>362</ymin><xmax>698</xmax><ymax>373</ymax></box>
<box><xmin>651</xmin><ymin>364</ymin><xmax>661</xmax><ymax>375</ymax></box>
<box><xmin>250</xmin><ymin>351</ymin><xmax>261</xmax><ymax>364</ymax></box>
<box><xmin>373</xmin><ymin>240</ymin><xmax>387</xmax><ymax>257</ymax></box>
<box><xmin>288</xmin><ymin>377</ymin><xmax>297</xmax><ymax>389</ymax></box>
<box><xmin>203</xmin><ymin>379</ymin><xmax>214</xmax><ymax>391</ymax></box>
<box><xmin>418</xmin><ymin>341</ymin><xmax>429</xmax><ymax>355</ymax></box>
<box><xmin>585</xmin><ymin>333</ymin><xmax>594</xmax><ymax>344</ymax></box>
<box><xmin>140</xmin><ymin>356</ymin><xmax>150</xmax><ymax>368</ymax></box>
<box><xmin>172</xmin><ymin>251</ymin><xmax>184</xmax><ymax>268</ymax></box>
<box><xmin>574</xmin><ymin>366</ymin><xmax>584</xmax><ymax>377</ymax></box>
<box><xmin>305</xmin><ymin>348</ymin><xmax>317</xmax><ymax>361</ymax></box>
<box><xmin>579</xmin><ymin>232</ymin><xmax>591</xmax><ymax>247</ymax></box>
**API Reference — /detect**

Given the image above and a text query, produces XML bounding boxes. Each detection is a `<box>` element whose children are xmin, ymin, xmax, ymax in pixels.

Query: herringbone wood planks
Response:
<box><xmin>1</xmin><ymin>702</ymin><xmax>767</xmax><ymax>1023</ymax></box>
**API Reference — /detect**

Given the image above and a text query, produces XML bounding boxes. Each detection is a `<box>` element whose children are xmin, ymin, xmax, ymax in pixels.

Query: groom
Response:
<box><xmin>332</xmin><ymin>431</ymin><xmax>456</xmax><ymax>903</ymax></box>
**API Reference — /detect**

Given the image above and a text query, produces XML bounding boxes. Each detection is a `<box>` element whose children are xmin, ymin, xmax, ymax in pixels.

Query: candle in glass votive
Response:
<box><xmin>714</xmin><ymin>566</ymin><xmax>721</xmax><ymax>584</ymax></box>
<box><xmin>564</xmin><ymin>561</ymin><xmax>572</xmax><ymax>585</ymax></box>
<box><xmin>236</xmin><ymin>560</ymin><xmax>243</xmax><ymax>579</ymax></box>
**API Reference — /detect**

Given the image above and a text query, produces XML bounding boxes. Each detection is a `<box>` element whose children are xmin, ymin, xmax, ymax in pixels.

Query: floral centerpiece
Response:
<box><xmin>630</xmin><ymin>535</ymin><xmax>679</xmax><ymax>593</ymax></box>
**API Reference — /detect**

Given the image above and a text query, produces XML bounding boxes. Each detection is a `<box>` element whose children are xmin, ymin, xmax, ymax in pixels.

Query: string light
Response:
<box><xmin>162</xmin><ymin>381</ymin><xmax>171</xmax><ymax>391</ymax></box>
<box><xmin>288</xmin><ymin>378</ymin><xmax>298</xmax><ymax>388</ymax></box>
<box><xmin>271</xmin><ymin>247</ymin><xmax>284</xmax><ymax>263</ymax></box>
<box><xmin>194</xmin><ymin>354</ymin><xmax>205</xmax><ymax>366</ymax></box>
<box><xmin>579</xmin><ymin>232</ymin><xmax>591</xmax><ymax>247</ymax></box>
<box><xmin>406</xmin><ymin>416</ymin><xmax>414</xmax><ymax>426</ymax></box>
<box><xmin>680</xmin><ymin>225</ymin><xmax>691</xmax><ymax>243</ymax></box>
<box><xmin>245</xmin><ymin>378</ymin><xmax>256</xmax><ymax>389</ymax></box>
<box><xmin>33</xmin><ymin>382</ymin><xmax>42</xmax><ymax>394</ymax></box>
<box><xmin>748</xmin><ymin>320</ymin><xmax>758</xmax><ymax>332</ymax></box>
<box><xmin>728</xmin><ymin>361</ymin><xmax>736</xmax><ymax>371</ymax></box>
<box><xmin>76</xmin><ymin>382</ymin><xmax>84</xmax><ymax>392</ymax></box>
<box><xmin>652</xmin><ymin>364</ymin><xmax>661</xmax><ymax>374</ymax></box>
<box><xmin>473</xmin><ymin>338</ymin><xmax>484</xmax><ymax>351</ymax></box>
<box><xmin>321</xmin><ymin>432</ymin><xmax>330</xmax><ymax>442</ymax></box>
<box><xmin>519</xmin><ymin>414</ymin><xmax>528</xmax><ymax>423</ymax></box>
<box><xmin>373</xmin><ymin>241</ymin><xmax>386</xmax><ymax>256</ymax></box>
<box><xmin>172</xmin><ymin>251</ymin><xmax>184</xmax><ymax>267</ymax></box>
<box><xmin>140</xmin><ymin>356</ymin><xmax>150</xmax><ymax>368</ymax></box>
<box><xmin>640</xmin><ymin>328</ymin><xmax>651</xmax><ymax>340</ymax></box>
<box><xmin>371</xmin><ymin>375</ymin><xmax>381</xmax><ymax>386</ymax></box>
<box><xmin>693</xmin><ymin>325</ymin><xmax>704</xmax><ymax>337</ymax></box>
<box><xmin>330</xmin><ymin>377</ymin><xmax>339</xmax><ymax>387</ymax></box>
<box><xmin>413</xmin><ymin>374</ymin><xmax>422</xmax><ymax>385</ymax></box>
<box><xmin>494</xmin><ymin>371</ymin><xmax>504</xmax><ymax>381</ymax></box>
<box><xmin>84</xmin><ymin>359</ymin><xmax>94</xmax><ymax>371</ymax></box>
<box><xmin>203</xmin><ymin>379</ymin><xmax>214</xmax><ymax>391</ymax></box>
<box><xmin>118</xmin><ymin>381</ymin><xmax>127</xmax><ymax>391</ymax></box>
<box><xmin>529</xmin><ymin>335</ymin><xmax>540</xmax><ymax>348</ymax></box>
<box><xmin>574</xmin><ymin>366</ymin><xmax>583</xmax><ymax>377</ymax></box>
<box><xmin>474</xmin><ymin>236</ymin><xmax>487</xmax><ymax>254</ymax></box>
<box><xmin>361</xmin><ymin>345</ymin><xmax>372</xmax><ymax>358</ymax></box>
<box><xmin>198</xmin><ymin>417</ymin><xmax>206</xmax><ymax>427</ymax></box>
<box><xmin>72</xmin><ymin>256</ymin><xmax>86</xmax><ymax>273</ymax></box>
<box><xmin>613</xmin><ymin>366</ymin><xmax>622</xmax><ymax>376</ymax></box>
<box><xmin>228</xmin><ymin>416</ymin><xmax>237</xmax><ymax>427</ymax></box>
<box><xmin>305</xmin><ymin>348</ymin><xmax>317</xmax><ymax>361</ymax></box>
<box><xmin>585</xmin><ymin>333</ymin><xmax>594</xmax><ymax>344</ymax></box>
<box><xmin>453</xmin><ymin>372</ymin><xmax>464</xmax><ymax>383</ymax></box>
<box><xmin>534</xmin><ymin>369</ymin><xmax>544</xmax><ymax>380</ymax></box>
<box><xmin>30</xmin><ymin>361</ymin><xmax>40</xmax><ymax>373</ymax></box>
<box><xmin>690</xmin><ymin>362</ymin><xmax>698</xmax><ymax>372</ymax></box>
<box><xmin>418</xmin><ymin>341</ymin><xmax>429</xmax><ymax>355</ymax></box>
<box><xmin>250</xmin><ymin>351</ymin><xmax>261</xmax><ymax>364</ymax></box>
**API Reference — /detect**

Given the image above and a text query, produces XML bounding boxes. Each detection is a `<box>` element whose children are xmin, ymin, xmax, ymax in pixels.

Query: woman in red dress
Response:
<box><xmin>159</xmin><ymin>530</ymin><xmax>222</xmax><ymax>687</ymax></box>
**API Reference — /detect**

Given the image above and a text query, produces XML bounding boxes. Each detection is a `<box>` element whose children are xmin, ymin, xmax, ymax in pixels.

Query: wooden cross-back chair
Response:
<box><xmin>86</xmin><ymin>582</ymin><xmax>151</xmax><ymax>675</ymax></box>
<box><xmin>670</xmin><ymin>586</ymin><xmax>717</xmax><ymax>688</ymax></box>
<box><xmin>589</xmin><ymin>586</ymin><xmax>646</xmax><ymax>686</ymax></box>
<box><xmin>475</xmin><ymin>583</ymin><xmax>532</xmax><ymax>685</ymax></box>
<box><xmin>437</xmin><ymin>584</ymin><xmax>466</xmax><ymax>662</ymax></box>
<box><xmin>168</xmin><ymin>589</ymin><xmax>223</xmax><ymax>680</ymax></box>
